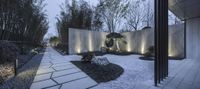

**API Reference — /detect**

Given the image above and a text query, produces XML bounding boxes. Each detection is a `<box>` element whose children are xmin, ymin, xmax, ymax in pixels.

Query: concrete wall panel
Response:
<box><xmin>68</xmin><ymin>25</ymin><xmax>184</xmax><ymax>58</ymax></box>
<box><xmin>186</xmin><ymin>18</ymin><xmax>200</xmax><ymax>60</ymax></box>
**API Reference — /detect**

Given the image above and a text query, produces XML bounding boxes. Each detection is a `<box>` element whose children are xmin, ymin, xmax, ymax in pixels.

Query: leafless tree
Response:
<box><xmin>143</xmin><ymin>0</ymin><xmax>153</xmax><ymax>27</ymax></box>
<box><xmin>168</xmin><ymin>11</ymin><xmax>182</xmax><ymax>25</ymax></box>
<box><xmin>125</xmin><ymin>0</ymin><xmax>146</xmax><ymax>31</ymax></box>
<box><xmin>97</xmin><ymin>0</ymin><xmax>129</xmax><ymax>33</ymax></box>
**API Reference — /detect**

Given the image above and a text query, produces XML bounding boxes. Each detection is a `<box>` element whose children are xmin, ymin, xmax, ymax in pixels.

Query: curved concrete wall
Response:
<box><xmin>68</xmin><ymin>25</ymin><xmax>184</xmax><ymax>58</ymax></box>
<box><xmin>120</xmin><ymin>28</ymin><xmax>154</xmax><ymax>54</ymax></box>
<box><xmin>120</xmin><ymin>24</ymin><xmax>184</xmax><ymax>58</ymax></box>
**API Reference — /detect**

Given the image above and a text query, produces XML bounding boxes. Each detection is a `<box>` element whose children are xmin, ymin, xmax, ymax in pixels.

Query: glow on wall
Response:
<box><xmin>141</xmin><ymin>34</ymin><xmax>146</xmax><ymax>54</ymax></box>
<box><xmin>168</xmin><ymin>35</ymin><xmax>175</xmax><ymax>57</ymax></box>
<box><xmin>126</xmin><ymin>33</ymin><xmax>132</xmax><ymax>52</ymax></box>
<box><xmin>75</xmin><ymin>31</ymin><xmax>81</xmax><ymax>53</ymax></box>
<box><xmin>88</xmin><ymin>31</ymin><xmax>93</xmax><ymax>52</ymax></box>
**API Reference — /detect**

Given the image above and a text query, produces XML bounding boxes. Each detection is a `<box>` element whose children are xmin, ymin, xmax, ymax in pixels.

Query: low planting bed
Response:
<box><xmin>0</xmin><ymin>40</ymin><xmax>45</xmax><ymax>86</ymax></box>
<box><xmin>0</xmin><ymin>54</ymin><xmax>44</xmax><ymax>89</ymax></box>
<box><xmin>71</xmin><ymin>61</ymin><xmax>124</xmax><ymax>83</ymax></box>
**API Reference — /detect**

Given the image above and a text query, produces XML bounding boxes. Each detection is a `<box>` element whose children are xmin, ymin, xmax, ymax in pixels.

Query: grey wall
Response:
<box><xmin>120</xmin><ymin>28</ymin><xmax>154</xmax><ymax>54</ymax></box>
<box><xmin>68</xmin><ymin>28</ymin><xmax>108</xmax><ymax>54</ymax></box>
<box><xmin>68</xmin><ymin>25</ymin><xmax>184</xmax><ymax>58</ymax></box>
<box><xmin>119</xmin><ymin>24</ymin><xmax>184</xmax><ymax>58</ymax></box>
<box><xmin>186</xmin><ymin>17</ymin><xmax>200</xmax><ymax>60</ymax></box>
<box><xmin>168</xmin><ymin>24</ymin><xmax>185</xmax><ymax>58</ymax></box>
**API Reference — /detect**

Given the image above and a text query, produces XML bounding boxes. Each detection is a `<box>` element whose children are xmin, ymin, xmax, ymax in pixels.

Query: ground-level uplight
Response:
<box><xmin>14</xmin><ymin>58</ymin><xmax>18</xmax><ymax>76</ymax></box>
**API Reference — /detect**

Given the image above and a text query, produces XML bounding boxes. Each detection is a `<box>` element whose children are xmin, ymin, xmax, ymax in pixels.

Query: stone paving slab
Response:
<box><xmin>46</xmin><ymin>85</ymin><xmax>61</xmax><ymax>89</ymax></box>
<box><xmin>61</xmin><ymin>77</ymin><xmax>97</xmax><ymax>89</ymax></box>
<box><xmin>51</xmin><ymin>60</ymin><xmax>70</xmax><ymax>64</ymax></box>
<box><xmin>33</xmin><ymin>73</ymin><xmax>52</xmax><ymax>82</ymax></box>
<box><xmin>39</xmin><ymin>65</ymin><xmax>51</xmax><ymax>69</ymax></box>
<box><xmin>52</xmin><ymin>68</ymin><xmax>81</xmax><ymax>78</ymax></box>
<box><xmin>51</xmin><ymin>62</ymin><xmax>72</xmax><ymax>67</ymax></box>
<box><xmin>53</xmin><ymin>72</ymin><xmax>88</xmax><ymax>84</ymax></box>
<box><xmin>36</xmin><ymin>68</ymin><xmax>55</xmax><ymax>75</ymax></box>
<box><xmin>53</xmin><ymin>64</ymin><xmax>76</xmax><ymax>71</ymax></box>
<box><xmin>30</xmin><ymin>79</ymin><xmax>57</xmax><ymax>89</ymax></box>
<box><xmin>39</xmin><ymin>63</ymin><xmax>51</xmax><ymax>66</ymax></box>
<box><xmin>30</xmin><ymin>47</ymin><xmax>98</xmax><ymax>89</ymax></box>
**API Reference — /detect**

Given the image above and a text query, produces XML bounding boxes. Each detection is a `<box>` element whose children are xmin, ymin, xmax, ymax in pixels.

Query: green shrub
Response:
<box><xmin>0</xmin><ymin>41</ymin><xmax>20</xmax><ymax>64</ymax></box>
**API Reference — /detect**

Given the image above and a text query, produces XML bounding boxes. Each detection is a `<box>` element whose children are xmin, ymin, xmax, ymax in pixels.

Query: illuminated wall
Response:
<box><xmin>168</xmin><ymin>24</ymin><xmax>184</xmax><ymax>58</ymax></box>
<box><xmin>186</xmin><ymin>18</ymin><xmax>200</xmax><ymax>60</ymax></box>
<box><xmin>120</xmin><ymin>24</ymin><xmax>184</xmax><ymax>58</ymax></box>
<box><xmin>120</xmin><ymin>28</ymin><xmax>154</xmax><ymax>54</ymax></box>
<box><xmin>68</xmin><ymin>25</ymin><xmax>184</xmax><ymax>58</ymax></box>
<box><xmin>68</xmin><ymin>28</ymin><xmax>108</xmax><ymax>54</ymax></box>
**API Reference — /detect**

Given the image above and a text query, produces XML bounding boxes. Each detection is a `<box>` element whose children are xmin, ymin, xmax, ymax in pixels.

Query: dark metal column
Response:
<box><xmin>184</xmin><ymin>20</ymin><xmax>187</xmax><ymax>58</ymax></box>
<box><xmin>154</xmin><ymin>0</ymin><xmax>168</xmax><ymax>86</ymax></box>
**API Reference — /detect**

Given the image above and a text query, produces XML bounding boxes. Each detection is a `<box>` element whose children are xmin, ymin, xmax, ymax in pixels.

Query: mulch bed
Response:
<box><xmin>71</xmin><ymin>61</ymin><xmax>124</xmax><ymax>83</ymax></box>
<box><xmin>139</xmin><ymin>57</ymin><xmax>154</xmax><ymax>61</ymax></box>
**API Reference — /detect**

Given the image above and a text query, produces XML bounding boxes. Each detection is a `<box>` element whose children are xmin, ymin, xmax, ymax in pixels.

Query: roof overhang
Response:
<box><xmin>169</xmin><ymin>0</ymin><xmax>200</xmax><ymax>20</ymax></box>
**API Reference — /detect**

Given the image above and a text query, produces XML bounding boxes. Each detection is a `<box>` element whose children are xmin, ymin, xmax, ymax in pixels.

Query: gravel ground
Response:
<box><xmin>0</xmin><ymin>54</ymin><xmax>44</xmax><ymax>89</ymax></box>
<box><xmin>0</xmin><ymin>53</ymin><xmax>35</xmax><ymax>85</ymax></box>
<box><xmin>71</xmin><ymin>61</ymin><xmax>124</xmax><ymax>83</ymax></box>
<box><xmin>64</xmin><ymin>54</ymin><xmax>155</xmax><ymax>89</ymax></box>
<box><xmin>0</xmin><ymin>63</ymin><xmax>14</xmax><ymax>85</ymax></box>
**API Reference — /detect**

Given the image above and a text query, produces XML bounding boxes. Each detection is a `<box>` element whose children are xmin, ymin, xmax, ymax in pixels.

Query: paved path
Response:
<box><xmin>30</xmin><ymin>47</ymin><xmax>97</xmax><ymax>89</ymax></box>
<box><xmin>30</xmin><ymin>47</ymin><xmax>200</xmax><ymax>89</ymax></box>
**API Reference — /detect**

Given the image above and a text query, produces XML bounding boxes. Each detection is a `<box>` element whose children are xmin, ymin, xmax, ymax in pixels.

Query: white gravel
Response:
<box><xmin>63</xmin><ymin>54</ymin><xmax>155</xmax><ymax>89</ymax></box>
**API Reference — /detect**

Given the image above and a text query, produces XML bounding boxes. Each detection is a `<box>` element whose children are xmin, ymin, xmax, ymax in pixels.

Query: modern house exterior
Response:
<box><xmin>154</xmin><ymin>0</ymin><xmax>200</xmax><ymax>86</ymax></box>
<box><xmin>169</xmin><ymin>0</ymin><xmax>200</xmax><ymax>60</ymax></box>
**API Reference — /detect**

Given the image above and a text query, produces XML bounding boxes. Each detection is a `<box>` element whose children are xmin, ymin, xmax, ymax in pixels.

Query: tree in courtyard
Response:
<box><xmin>96</xmin><ymin>0</ymin><xmax>129</xmax><ymax>33</ymax></box>
<box><xmin>143</xmin><ymin>0</ymin><xmax>153</xmax><ymax>27</ymax></box>
<box><xmin>56</xmin><ymin>0</ymin><xmax>94</xmax><ymax>45</ymax></box>
<box><xmin>0</xmin><ymin>0</ymin><xmax>48</xmax><ymax>45</ymax></box>
<box><xmin>125</xmin><ymin>0</ymin><xmax>146</xmax><ymax>31</ymax></box>
<box><xmin>49</xmin><ymin>36</ymin><xmax>60</xmax><ymax>47</ymax></box>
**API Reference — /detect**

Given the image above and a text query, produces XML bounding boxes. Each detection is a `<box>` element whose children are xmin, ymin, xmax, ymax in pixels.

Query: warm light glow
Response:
<box><xmin>76</xmin><ymin>48</ymin><xmax>81</xmax><ymax>53</ymax></box>
<box><xmin>75</xmin><ymin>31</ymin><xmax>82</xmax><ymax>53</ymax></box>
<box><xmin>101</xmin><ymin>33</ymin><xmax>105</xmax><ymax>47</ymax></box>
<box><xmin>126</xmin><ymin>33</ymin><xmax>132</xmax><ymax>52</ymax></box>
<box><xmin>141</xmin><ymin>45</ymin><xmax>145</xmax><ymax>54</ymax></box>
<box><xmin>141</xmin><ymin>36</ymin><xmax>146</xmax><ymax>54</ymax></box>
<box><xmin>168</xmin><ymin>36</ymin><xmax>174</xmax><ymax>57</ymax></box>
<box><xmin>127</xmin><ymin>47</ymin><xmax>131</xmax><ymax>52</ymax></box>
<box><xmin>88</xmin><ymin>31</ymin><xmax>93</xmax><ymax>52</ymax></box>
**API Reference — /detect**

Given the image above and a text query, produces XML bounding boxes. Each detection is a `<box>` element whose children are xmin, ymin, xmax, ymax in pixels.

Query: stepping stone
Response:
<box><xmin>52</xmin><ymin>68</ymin><xmax>81</xmax><ymax>78</ymax></box>
<box><xmin>37</xmin><ymin>68</ymin><xmax>55</xmax><ymax>75</ymax></box>
<box><xmin>33</xmin><ymin>73</ymin><xmax>52</xmax><ymax>82</ymax></box>
<box><xmin>46</xmin><ymin>85</ymin><xmax>61</xmax><ymax>89</ymax></box>
<box><xmin>51</xmin><ymin>60</ymin><xmax>69</xmax><ymax>64</ymax></box>
<box><xmin>53</xmin><ymin>65</ymin><xmax>76</xmax><ymax>71</ymax></box>
<box><xmin>40</xmin><ymin>63</ymin><xmax>52</xmax><ymax>67</ymax></box>
<box><xmin>53</xmin><ymin>72</ymin><xmax>88</xmax><ymax>84</ymax></box>
<box><xmin>39</xmin><ymin>65</ymin><xmax>51</xmax><ymax>69</ymax></box>
<box><xmin>51</xmin><ymin>62</ymin><xmax>72</xmax><ymax>67</ymax></box>
<box><xmin>30</xmin><ymin>79</ymin><xmax>57</xmax><ymax>89</ymax></box>
<box><xmin>60</xmin><ymin>77</ymin><xmax>97</xmax><ymax>89</ymax></box>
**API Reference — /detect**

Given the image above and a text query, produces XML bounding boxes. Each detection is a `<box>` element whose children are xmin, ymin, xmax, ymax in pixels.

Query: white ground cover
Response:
<box><xmin>63</xmin><ymin>54</ymin><xmax>154</xmax><ymax>89</ymax></box>
<box><xmin>63</xmin><ymin>54</ymin><xmax>181</xmax><ymax>89</ymax></box>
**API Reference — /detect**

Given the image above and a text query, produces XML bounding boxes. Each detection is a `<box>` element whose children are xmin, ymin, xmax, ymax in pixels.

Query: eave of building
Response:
<box><xmin>169</xmin><ymin>0</ymin><xmax>200</xmax><ymax>20</ymax></box>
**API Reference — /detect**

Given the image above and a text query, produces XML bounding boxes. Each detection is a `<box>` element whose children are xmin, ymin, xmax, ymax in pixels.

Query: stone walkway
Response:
<box><xmin>30</xmin><ymin>47</ymin><xmax>97</xmax><ymax>89</ymax></box>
